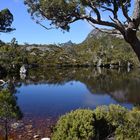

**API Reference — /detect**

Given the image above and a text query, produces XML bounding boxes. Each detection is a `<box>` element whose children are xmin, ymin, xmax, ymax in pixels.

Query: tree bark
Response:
<box><xmin>4</xmin><ymin>120</ymin><xmax>8</xmax><ymax>140</ymax></box>
<box><xmin>128</xmin><ymin>37</ymin><xmax>140</xmax><ymax>62</ymax></box>
<box><xmin>133</xmin><ymin>0</ymin><xmax>140</xmax><ymax>29</ymax></box>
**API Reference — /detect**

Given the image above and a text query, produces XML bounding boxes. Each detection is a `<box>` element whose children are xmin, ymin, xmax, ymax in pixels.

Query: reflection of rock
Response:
<box><xmin>20</xmin><ymin>65</ymin><xmax>27</xmax><ymax>74</ymax></box>
<box><xmin>3</xmin><ymin>67</ymin><xmax>140</xmax><ymax>105</ymax></box>
<box><xmin>20</xmin><ymin>73</ymin><xmax>26</xmax><ymax>80</ymax></box>
<box><xmin>0</xmin><ymin>79</ymin><xmax>9</xmax><ymax>87</ymax></box>
<box><xmin>97</xmin><ymin>59</ymin><xmax>102</xmax><ymax>67</ymax></box>
<box><xmin>0</xmin><ymin>79</ymin><xmax>6</xmax><ymax>85</ymax></box>
<box><xmin>110</xmin><ymin>90</ymin><xmax>127</xmax><ymax>102</ymax></box>
<box><xmin>97</xmin><ymin>67</ymin><xmax>102</xmax><ymax>74</ymax></box>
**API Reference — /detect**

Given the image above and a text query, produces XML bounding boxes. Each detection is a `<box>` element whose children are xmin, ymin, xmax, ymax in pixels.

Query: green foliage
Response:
<box><xmin>52</xmin><ymin>105</ymin><xmax>140</xmax><ymax>140</ymax></box>
<box><xmin>0</xmin><ymin>89</ymin><xmax>22</xmax><ymax>140</ymax></box>
<box><xmin>25</xmin><ymin>0</ymin><xmax>86</xmax><ymax>31</ymax></box>
<box><xmin>0</xmin><ymin>9</ymin><xmax>14</xmax><ymax>33</ymax></box>
<box><xmin>115</xmin><ymin>109</ymin><xmax>140</xmax><ymax>140</ymax></box>
<box><xmin>0</xmin><ymin>30</ymin><xmax>140</xmax><ymax>71</ymax></box>
<box><xmin>0</xmin><ymin>43</ymin><xmax>28</xmax><ymax>73</ymax></box>
<box><xmin>52</xmin><ymin>109</ymin><xmax>95</xmax><ymax>140</ymax></box>
<box><xmin>78</xmin><ymin>33</ymin><xmax>139</xmax><ymax>66</ymax></box>
<box><xmin>24</xmin><ymin>0</ymin><xmax>131</xmax><ymax>31</ymax></box>
<box><xmin>0</xmin><ymin>89</ymin><xmax>22</xmax><ymax>121</ymax></box>
<box><xmin>10</xmin><ymin>37</ymin><xmax>18</xmax><ymax>48</ymax></box>
<box><xmin>94</xmin><ymin>104</ymin><xmax>128</xmax><ymax>127</ymax></box>
<box><xmin>93</xmin><ymin>105</ymin><xmax>128</xmax><ymax>139</ymax></box>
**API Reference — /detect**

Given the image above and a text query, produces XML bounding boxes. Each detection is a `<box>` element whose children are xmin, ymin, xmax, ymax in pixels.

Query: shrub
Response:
<box><xmin>52</xmin><ymin>109</ymin><xmax>95</xmax><ymax>140</ymax></box>
<box><xmin>94</xmin><ymin>105</ymin><xmax>114</xmax><ymax>139</ymax></box>
<box><xmin>94</xmin><ymin>104</ymin><xmax>128</xmax><ymax>127</ymax></box>
<box><xmin>115</xmin><ymin>110</ymin><xmax>140</xmax><ymax>140</ymax></box>
<box><xmin>52</xmin><ymin>105</ymin><xmax>140</xmax><ymax>140</ymax></box>
<box><xmin>93</xmin><ymin>105</ymin><xmax>128</xmax><ymax>139</ymax></box>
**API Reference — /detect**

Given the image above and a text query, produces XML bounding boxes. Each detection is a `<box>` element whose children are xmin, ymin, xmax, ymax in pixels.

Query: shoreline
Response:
<box><xmin>0</xmin><ymin>117</ymin><xmax>58</xmax><ymax>140</ymax></box>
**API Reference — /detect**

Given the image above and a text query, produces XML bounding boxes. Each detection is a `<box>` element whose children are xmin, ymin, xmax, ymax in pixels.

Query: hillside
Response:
<box><xmin>72</xmin><ymin>29</ymin><xmax>140</xmax><ymax>67</ymax></box>
<box><xmin>0</xmin><ymin>29</ymin><xmax>140</xmax><ymax>75</ymax></box>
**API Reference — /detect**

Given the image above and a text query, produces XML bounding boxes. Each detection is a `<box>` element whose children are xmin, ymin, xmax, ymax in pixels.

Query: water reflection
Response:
<box><xmin>1</xmin><ymin>67</ymin><xmax>140</xmax><ymax>118</ymax></box>
<box><xmin>24</xmin><ymin>67</ymin><xmax>140</xmax><ymax>105</ymax></box>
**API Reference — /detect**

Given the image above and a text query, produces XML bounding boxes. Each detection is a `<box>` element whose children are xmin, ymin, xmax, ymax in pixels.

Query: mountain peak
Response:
<box><xmin>60</xmin><ymin>40</ymin><xmax>74</xmax><ymax>47</ymax></box>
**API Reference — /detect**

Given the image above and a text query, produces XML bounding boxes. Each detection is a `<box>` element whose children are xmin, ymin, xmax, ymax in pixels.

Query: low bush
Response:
<box><xmin>52</xmin><ymin>109</ymin><xmax>95</xmax><ymax>140</ymax></box>
<box><xmin>52</xmin><ymin>105</ymin><xmax>140</xmax><ymax>140</ymax></box>
<box><xmin>94</xmin><ymin>104</ymin><xmax>128</xmax><ymax>127</ymax></box>
<box><xmin>115</xmin><ymin>109</ymin><xmax>140</xmax><ymax>140</ymax></box>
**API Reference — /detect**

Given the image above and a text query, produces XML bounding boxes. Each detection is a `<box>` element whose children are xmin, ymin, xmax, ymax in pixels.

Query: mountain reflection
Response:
<box><xmin>2</xmin><ymin>67</ymin><xmax>140</xmax><ymax>105</ymax></box>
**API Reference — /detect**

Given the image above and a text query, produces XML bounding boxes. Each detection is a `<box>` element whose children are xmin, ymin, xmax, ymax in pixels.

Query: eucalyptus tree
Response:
<box><xmin>0</xmin><ymin>9</ymin><xmax>14</xmax><ymax>33</ymax></box>
<box><xmin>24</xmin><ymin>0</ymin><xmax>140</xmax><ymax>62</ymax></box>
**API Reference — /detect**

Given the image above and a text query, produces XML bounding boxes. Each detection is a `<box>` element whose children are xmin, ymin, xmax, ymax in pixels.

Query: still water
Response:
<box><xmin>4</xmin><ymin>67</ymin><xmax>140</xmax><ymax>119</ymax></box>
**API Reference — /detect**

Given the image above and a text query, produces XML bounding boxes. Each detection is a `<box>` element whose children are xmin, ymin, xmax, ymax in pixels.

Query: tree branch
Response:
<box><xmin>88</xmin><ymin>0</ymin><xmax>101</xmax><ymax>21</ymax></box>
<box><xmin>109</xmin><ymin>16</ymin><xmax>125</xmax><ymax>31</ymax></box>
<box><xmin>132</xmin><ymin>0</ymin><xmax>140</xmax><ymax>29</ymax></box>
<box><xmin>87</xmin><ymin>21</ymin><xmax>122</xmax><ymax>35</ymax></box>
<box><xmin>120</xmin><ymin>0</ymin><xmax>132</xmax><ymax>22</ymax></box>
<box><xmin>36</xmin><ymin>21</ymin><xmax>55</xmax><ymax>30</ymax></box>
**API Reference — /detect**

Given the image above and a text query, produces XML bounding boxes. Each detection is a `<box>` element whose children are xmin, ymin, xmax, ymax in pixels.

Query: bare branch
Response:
<box><xmin>120</xmin><ymin>0</ymin><xmax>132</xmax><ymax>22</ymax></box>
<box><xmin>100</xmin><ymin>6</ymin><xmax>114</xmax><ymax>14</ymax></box>
<box><xmin>88</xmin><ymin>0</ymin><xmax>101</xmax><ymax>21</ymax></box>
<box><xmin>109</xmin><ymin>16</ymin><xmax>125</xmax><ymax>31</ymax></box>
<box><xmin>87</xmin><ymin>21</ymin><xmax>122</xmax><ymax>35</ymax></box>
<box><xmin>36</xmin><ymin>21</ymin><xmax>55</xmax><ymax>30</ymax></box>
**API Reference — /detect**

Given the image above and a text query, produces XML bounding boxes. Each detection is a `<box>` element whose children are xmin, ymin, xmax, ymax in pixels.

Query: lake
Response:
<box><xmin>8</xmin><ymin>67</ymin><xmax>140</xmax><ymax>119</ymax></box>
<box><xmin>1</xmin><ymin>67</ymin><xmax>140</xmax><ymax>138</ymax></box>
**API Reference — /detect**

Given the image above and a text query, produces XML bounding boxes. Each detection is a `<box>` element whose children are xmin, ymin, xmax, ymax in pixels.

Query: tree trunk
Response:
<box><xmin>133</xmin><ymin>0</ymin><xmax>140</xmax><ymax>28</ymax></box>
<box><xmin>4</xmin><ymin>120</ymin><xmax>8</xmax><ymax>140</ymax></box>
<box><xmin>129</xmin><ymin>37</ymin><xmax>140</xmax><ymax>62</ymax></box>
<box><xmin>124</xmin><ymin>25</ymin><xmax>140</xmax><ymax>63</ymax></box>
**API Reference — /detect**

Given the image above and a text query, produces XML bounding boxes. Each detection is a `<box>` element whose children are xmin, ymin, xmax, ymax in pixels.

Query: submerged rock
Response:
<box><xmin>11</xmin><ymin>122</ymin><xmax>24</xmax><ymax>129</ymax></box>
<box><xmin>34</xmin><ymin>135</ymin><xmax>40</xmax><ymax>139</ymax></box>
<box><xmin>41</xmin><ymin>138</ymin><xmax>50</xmax><ymax>140</ymax></box>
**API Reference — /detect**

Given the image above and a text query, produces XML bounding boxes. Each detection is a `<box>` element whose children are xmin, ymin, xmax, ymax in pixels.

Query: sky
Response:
<box><xmin>0</xmin><ymin>0</ymin><xmax>134</xmax><ymax>45</ymax></box>
<box><xmin>0</xmin><ymin>0</ymin><xmax>93</xmax><ymax>45</ymax></box>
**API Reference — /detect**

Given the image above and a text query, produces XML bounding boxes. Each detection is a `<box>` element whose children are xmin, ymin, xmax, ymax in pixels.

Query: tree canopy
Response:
<box><xmin>0</xmin><ymin>9</ymin><xmax>14</xmax><ymax>33</ymax></box>
<box><xmin>24</xmin><ymin>0</ymin><xmax>137</xmax><ymax>32</ymax></box>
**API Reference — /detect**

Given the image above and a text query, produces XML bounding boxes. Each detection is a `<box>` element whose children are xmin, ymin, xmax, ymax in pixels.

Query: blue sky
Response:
<box><xmin>0</xmin><ymin>0</ymin><xmax>93</xmax><ymax>44</ymax></box>
<box><xmin>0</xmin><ymin>0</ymin><xmax>134</xmax><ymax>45</ymax></box>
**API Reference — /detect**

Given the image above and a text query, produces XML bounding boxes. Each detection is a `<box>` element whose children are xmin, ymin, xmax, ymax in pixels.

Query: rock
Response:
<box><xmin>97</xmin><ymin>59</ymin><xmax>102</xmax><ymax>67</ymax></box>
<box><xmin>34</xmin><ymin>135</ymin><xmax>40</xmax><ymax>139</ymax></box>
<box><xmin>20</xmin><ymin>73</ymin><xmax>26</xmax><ymax>80</ymax></box>
<box><xmin>20</xmin><ymin>65</ymin><xmax>27</xmax><ymax>74</ymax></box>
<box><xmin>41</xmin><ymin>138</ymin><xmax>50</xmax><ymax>140</ymax></box>
<box><xmin>11</xmin><ymin>122</ymin><xmax>24</xmax><ymax>129</ymax></box>
<box><xmin>25</xmin><ymin>124</ymin><xmax>33</xmax><ymax>130</ymax></box>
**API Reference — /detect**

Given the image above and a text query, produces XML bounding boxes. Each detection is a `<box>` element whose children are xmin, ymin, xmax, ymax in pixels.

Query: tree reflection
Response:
<box><xmin>2</xmin><ymin>67</ymin><xmax>140</xmax><ymax>106</ymax></box>
<box><xmin>0</xmin><ymin>89</ymin><xmax>22</xmax><ymax>140</ymax></box>
<box><xmin>26</xmin><ymin>67</ymin><xmax>140</xmax><ymax>105</ymax></box>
